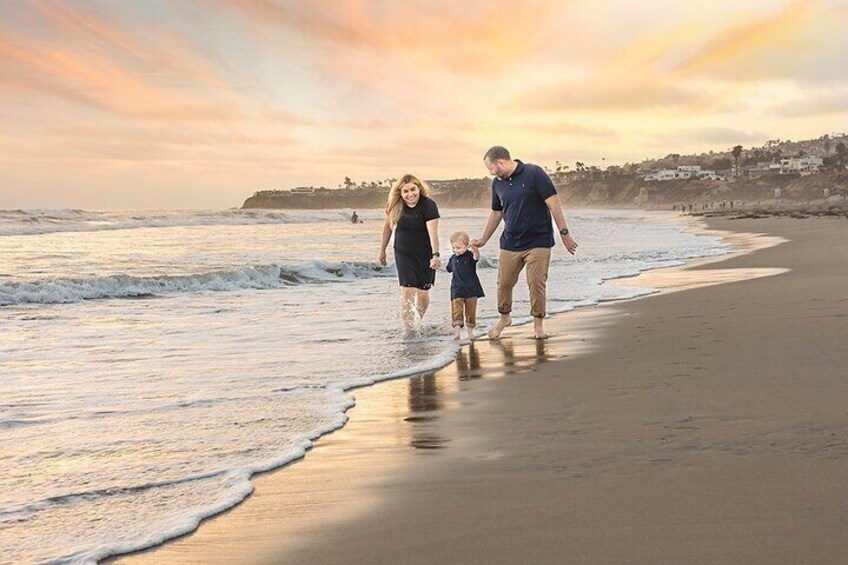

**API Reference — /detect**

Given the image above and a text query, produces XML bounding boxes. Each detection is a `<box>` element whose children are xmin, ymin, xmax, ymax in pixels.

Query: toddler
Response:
<box><xmin>445</xmin><ymin>231</ymin><xmax>485</xmax><ymax>340</ymax></box>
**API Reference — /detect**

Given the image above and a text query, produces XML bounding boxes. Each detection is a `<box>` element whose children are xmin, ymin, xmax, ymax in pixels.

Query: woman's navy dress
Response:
<box><xmin>393</xmin><ymin>196</ymin><xmax>440</xmax><ymax>290</ymax></box>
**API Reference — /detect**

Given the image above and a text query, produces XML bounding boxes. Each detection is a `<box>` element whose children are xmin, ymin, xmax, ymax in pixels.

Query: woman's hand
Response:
<box><xmin>378</xmin><ymin>250</ymin><xmax>387</xmax><ymax>266</ymax></box>
<box><xmin>429</xmin><ymin>257</ymin><xmax>442</xmax><ymax>270</ymax></box>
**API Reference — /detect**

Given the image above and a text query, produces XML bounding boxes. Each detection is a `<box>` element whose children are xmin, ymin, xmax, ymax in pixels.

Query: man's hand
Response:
<box><xmin>470</xmin><ymin>238</ymin><xmax>486</xmax><ymax>248</ymax></box>
<box><xmin>429</xmin><ymin>257</ymin><xmax>442</xmax><ymax>270</ymax></box>
<box><xmin>378</xmin><ymin>250</ymin><xmax>387</xmax><ymax>266</ymax></box>
<box><xmin>561</xmin><ymin>234</ymin><xmax>578</xmax><ymax>255</ymax></box>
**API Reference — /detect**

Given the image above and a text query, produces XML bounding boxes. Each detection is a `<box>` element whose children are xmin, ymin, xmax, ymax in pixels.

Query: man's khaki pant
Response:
<box><xmin>497</xmin><ymin>247</ymin><xmax>551</xmax><ymax>319</ymax></box>
<box><xmin>451</xmin><ymin>297</ymin><xmax>478</xmax><ymax>328</ymax></box>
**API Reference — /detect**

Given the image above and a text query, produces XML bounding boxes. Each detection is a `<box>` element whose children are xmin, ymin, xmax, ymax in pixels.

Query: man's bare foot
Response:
<box><xmin>466</xmin><ymin>327</ymin><xmax>475</xmax><ymax>341</ymax></box>
<box><xmin>533</xmin><ymin>318</ymin><xmax>549</xmax><ymax>339</ymax></box>
<box><xmin>453</xmin><ymin>327</ymin><xmax>462</xmax><ymax>340</ymax></box>
<box><xmin>488</xmin><ymin>315</ymin><xmax>512</xmax><ymax>339</ymax></box>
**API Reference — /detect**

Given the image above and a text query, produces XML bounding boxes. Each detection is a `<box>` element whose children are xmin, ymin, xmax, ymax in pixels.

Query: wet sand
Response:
<box><xmin>110</xmin><ymin>216</ymin><xmax>848</xmax><ymax>565</ymax></box>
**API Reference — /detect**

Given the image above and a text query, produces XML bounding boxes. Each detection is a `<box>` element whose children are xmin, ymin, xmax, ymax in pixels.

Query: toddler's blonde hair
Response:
<box><xmin>450</xmin><ymin>231</ymin><xmax>470</xmax><ymax>244</ymax></box>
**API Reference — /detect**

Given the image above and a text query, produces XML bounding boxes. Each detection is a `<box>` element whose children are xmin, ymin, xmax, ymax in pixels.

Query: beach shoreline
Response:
<box><xmin>109</xmin><ymin>214</ymin><xmax>848</xmax><ymax>565</ymax></box>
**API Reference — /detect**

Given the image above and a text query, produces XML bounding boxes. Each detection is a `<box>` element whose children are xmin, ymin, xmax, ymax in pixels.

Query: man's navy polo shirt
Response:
<box><xmin>491</xmin><ymin>160</ymin><xmax>557</xmax><ymax>251</ymax></box>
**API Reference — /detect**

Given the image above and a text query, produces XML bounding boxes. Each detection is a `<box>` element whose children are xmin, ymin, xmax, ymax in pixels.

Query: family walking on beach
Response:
<box><xmin>378</xmin><ymin>146</ymin><xmax>579</xmax><ymax>340</ymax></box>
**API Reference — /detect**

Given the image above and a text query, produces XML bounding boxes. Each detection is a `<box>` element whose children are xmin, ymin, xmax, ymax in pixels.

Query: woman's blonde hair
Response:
<box><xmin>385</xmin><ymin>174</ymin><xmax>431</xmax><ymax>226</ymax></box>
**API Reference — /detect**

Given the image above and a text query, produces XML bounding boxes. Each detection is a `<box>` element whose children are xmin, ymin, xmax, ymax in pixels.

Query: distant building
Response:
<box><xmin>747</xmin><ymin>162</ymin><xmax>777</xmax><ymax>173</ymax></box>
<box><xmin>290</xmin><ymin>187</ymin><xmax>316</xmax><ymax>194</ymax></box>
<box><xmin>643</xmin><ymin>165</ymin><xmax>709</xmax><ymax>181</ymax></box>
<box><xmin>696</xmin><ymin>170</ymin><xmax>725</xmax><ymax>180</ymax></box>
<box><xmin>644</xmin><ymin>169</ymin><xmax>673</xmax><ymax>181</ymax></box>
<box><xmin>780</xmin><ymin>157</ymin><xmax>823</xmax><ymax>175</ymax></box>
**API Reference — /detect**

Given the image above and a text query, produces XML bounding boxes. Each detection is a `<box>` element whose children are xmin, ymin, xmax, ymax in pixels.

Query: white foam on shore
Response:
<box><xmin>0</xmin><ymin>260</ymin><xmax>394</xmax><ymax>306</ymax></box>
<box><xmin>42</xmin><ymin>344</ymin><xmax>467</xmax><ymax>565</ymax></box>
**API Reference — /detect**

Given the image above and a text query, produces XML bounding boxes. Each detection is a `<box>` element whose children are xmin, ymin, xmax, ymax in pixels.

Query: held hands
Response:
<box><xmin>429</xmin><ymin>257</ymin><xmax>442</xmax><ymax>270</ymax></box>
<box><xmin>378</xmin><ymin>250</ymin><xmax>387</xmax><ymax>266</ymax></box>
<box><xmin>561</xmin><ymin>234</ymin><xmax>578</xmax><ymax>255</ymax></box>
<box><xmin>470</xmin><ymin>238</ymin><xmax>485</xmax><ymax>248</ymax></box>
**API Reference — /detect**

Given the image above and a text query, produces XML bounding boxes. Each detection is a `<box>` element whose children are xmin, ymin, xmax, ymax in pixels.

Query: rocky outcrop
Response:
<box><xmin>241</xmin><ymin>179</ymin><xmax>492</xmax><ymax>209</ymax></box>
<box><xmin>242</xmin><ymin>186</ymin><xmax>386</xmax><ymax>209</ymax></box>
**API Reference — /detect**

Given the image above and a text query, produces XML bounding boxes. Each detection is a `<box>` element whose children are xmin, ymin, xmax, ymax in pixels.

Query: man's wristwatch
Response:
<box><xmin>432</xmin><ymin>252</ymin><xmax>440</xmax><ymax>258</ymax></box>
<box><xmin>559</xmin><ymin>227</ymin><xmax>570</xmax><ymax>236</ymax></box>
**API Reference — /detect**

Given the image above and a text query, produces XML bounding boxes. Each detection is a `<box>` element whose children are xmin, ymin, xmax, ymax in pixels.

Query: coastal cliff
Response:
<box><xmin>241</xmin><ymin>172</ymin><xmax>848</xmax><ymax>210</ymax></box>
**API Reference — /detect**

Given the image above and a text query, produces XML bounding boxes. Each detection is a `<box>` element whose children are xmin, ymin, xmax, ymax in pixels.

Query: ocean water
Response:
<box><xmin>0</xmin><ymin>208</ymin><xmax>729</xmax><ymax>564</ymax></box>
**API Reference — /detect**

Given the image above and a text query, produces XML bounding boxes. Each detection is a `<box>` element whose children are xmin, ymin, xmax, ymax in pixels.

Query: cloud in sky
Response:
<box><xmin>0</xmin><ymin>0</ymin><xmax>845</xmax><ymax>208</ymax></box>
<box><xmin>665</xmin><ymin>127</ymin><xmax>771</xmax><ymax>147</ymax></box>
<box><xmin>773</xmin><ymin>87</ymin><xmax>848</xmax><ymax>117</ymax></box>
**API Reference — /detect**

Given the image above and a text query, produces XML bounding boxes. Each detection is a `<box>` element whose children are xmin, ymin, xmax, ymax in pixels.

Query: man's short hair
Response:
<box><xmin>484</xmin><ymin>146</ymin><xmax>510</xmax><ymax>162</ymax></box>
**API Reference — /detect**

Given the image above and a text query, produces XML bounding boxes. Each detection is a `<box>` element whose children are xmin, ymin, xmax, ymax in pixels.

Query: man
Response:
<box><xmin>472</xmin><ymin>146</ymin><xmax>578</xmax><ymax>339</ymax></box>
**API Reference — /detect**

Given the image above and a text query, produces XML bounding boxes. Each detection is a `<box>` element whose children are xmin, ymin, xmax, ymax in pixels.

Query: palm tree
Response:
<box><xmin>732</xmin><ymin>145</ymin><xmax>743</xmax><ymax>177</ymax></box>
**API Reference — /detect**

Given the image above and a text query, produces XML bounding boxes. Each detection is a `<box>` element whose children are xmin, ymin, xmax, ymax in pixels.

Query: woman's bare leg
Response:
<box><xmin>401</xmin><ymin>287</ymin><xmax>417</xmax><ymax>329</ymax></box>
<box><xmin>415</xmin><ymin>289</ymin><xmax>430</xmax><ymax>319</ymax></box>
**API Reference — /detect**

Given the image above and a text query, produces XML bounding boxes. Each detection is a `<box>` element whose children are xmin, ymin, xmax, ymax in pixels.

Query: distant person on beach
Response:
<box><xmin>379</xmin><ymin>174</ymin><xmax>442</xmax><ymax>329</ymax></box>
<box><xmin>472</xmin><ymin>146</ymin><xmax>578</xmax><ymax>340</ymax></box>
<box><xmin>351</xmin><ymin>211</ymin><xmax>359</xmax><ymax>223</ymax></box>
<box><xmin>445</xmin><ymin>231</ymin><xmax>485</xmax><ymax>341</ymax></box>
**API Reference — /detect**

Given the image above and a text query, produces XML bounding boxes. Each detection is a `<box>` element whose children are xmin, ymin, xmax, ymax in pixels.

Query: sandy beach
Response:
<box><xmin>111</xmin><ymin>215</ymin><xmax>848</xmax><ymax>565</ymax></box>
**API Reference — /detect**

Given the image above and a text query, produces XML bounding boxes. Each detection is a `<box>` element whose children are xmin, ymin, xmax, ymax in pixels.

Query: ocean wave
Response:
<box><xmin>0</xmin><ymin>260</ymin><xmax>393</xmax><ymax>306</ymax></box>
<box><xmin>0</xmin><ymin>209</ymin><xmax>378</xmax><ymax>236</ymax></box>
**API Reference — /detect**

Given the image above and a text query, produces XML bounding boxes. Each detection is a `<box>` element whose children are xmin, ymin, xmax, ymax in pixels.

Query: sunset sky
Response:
<box><xmin>1</xmin><ymin>0</ymin><xmax>846</xmax><ymax>209</ymax></box>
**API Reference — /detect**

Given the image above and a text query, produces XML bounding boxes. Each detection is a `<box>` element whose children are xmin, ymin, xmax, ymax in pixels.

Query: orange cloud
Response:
<box><xmin>673</xmin><ymin>0</ymin><xmax>822</xmax><ymax>77</ymax></box>
<box><xmin>0</xmin><ymin>31</ymin><xmax>240</xmax><ymax>122</ymax></box>
<box><xmin>215</xmin><ymin>0</ymin><xmax>561</xmax><ymax>75</ymax></box>
<box><xmin>512</xmin><ymin>77</ymin><xmax>715</xmax><ymax>113</ymax></box>
<box><xmin>0</xmin><ymin>1</ymin><xmax>265</xmax><ymax>125</ymax></box>
<box><xmin>26</xmin><ymin>0</ymin><xmax>236</xmax><ymax>94</ymax></box>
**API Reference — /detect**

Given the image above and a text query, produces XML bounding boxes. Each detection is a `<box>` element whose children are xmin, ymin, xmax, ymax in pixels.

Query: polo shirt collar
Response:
<box><xmin>509</xmin><ymin>159</ymin><xmax>524</xmax><ymax>179</ymax></box>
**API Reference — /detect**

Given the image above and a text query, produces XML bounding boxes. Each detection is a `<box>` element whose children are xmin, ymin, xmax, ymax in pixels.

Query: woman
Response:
<box><xmin>378</xmin><ymin>174</ymin><xmax>441</xmax><ymax>328</ymax></box>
